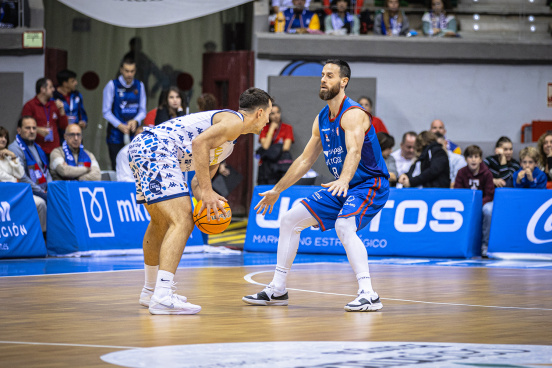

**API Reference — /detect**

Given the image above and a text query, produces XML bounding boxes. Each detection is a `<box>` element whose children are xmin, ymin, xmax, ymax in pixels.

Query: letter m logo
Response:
<box><xmin>0</xmin><ymin>201</ymin><xmax>11</xmax><ymax>222</ymax></box>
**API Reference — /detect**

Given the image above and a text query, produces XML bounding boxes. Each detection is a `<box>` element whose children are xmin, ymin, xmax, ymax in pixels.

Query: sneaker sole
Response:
<box><xmin>139</xmin><ymin>298</ymin><xmax>149</xmax><ymax>307</ymax></box>
<box><xmin>149</xmin><ymin>306</ymin><xmax>202</xmax><ymax>315</ymax></box>
<box><xmin>241</xmin><ymin>297</ymin><xmax>288</xmax><ymax>306</ymax></box>
<box><xmin>344</xmin><ymin>302</ymin><xmax>383</xmax><ymax>312</ymax></box>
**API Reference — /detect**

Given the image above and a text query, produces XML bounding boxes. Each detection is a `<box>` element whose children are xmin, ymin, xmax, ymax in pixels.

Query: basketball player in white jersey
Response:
<box><xmin>129</xmin><ymin>88</ymin><xmax>273</xmax><ymax>315</ymax></box>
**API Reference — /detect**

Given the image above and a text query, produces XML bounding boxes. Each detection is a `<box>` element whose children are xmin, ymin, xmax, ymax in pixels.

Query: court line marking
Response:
<box><xmin>0</xmin><ymin>340</ymin><xmax>136</xmax><ymax>349</ymax></box>
<box><xmin>244</xmin><ymin>270</ymin><xmax>552</xmax><ymax>312</ymax></box>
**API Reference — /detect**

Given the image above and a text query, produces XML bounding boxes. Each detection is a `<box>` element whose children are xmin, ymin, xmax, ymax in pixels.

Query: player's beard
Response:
<box><xmin>319</xmin><ymin>82</ymin><xmax>340</xmax><ymax>101</ymax></box>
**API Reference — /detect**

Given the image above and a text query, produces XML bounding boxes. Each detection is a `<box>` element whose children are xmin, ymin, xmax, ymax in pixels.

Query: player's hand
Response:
<box><xmin>255</xmin><ymin>189</ymin><xmax>280</xmax><ymax>215</ymax></box>
<box><xmin>199</xmin><ymin>189</ymin><xmax>228</xmax><ymax>221</ymax></box>
<box><xmin>321</xmin><ymin>179</ymin><xmax>349</xmax><ymax>197</ymax></box>
<box><xmin>117</xmin><ymin>124</ymin><xmax>130</xmax><ymax>134</ymax></box>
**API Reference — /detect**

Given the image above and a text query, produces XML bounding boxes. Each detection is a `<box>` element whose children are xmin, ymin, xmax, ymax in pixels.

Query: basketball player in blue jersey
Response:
<box><xmin>243</xmin><ymin>60</ymin><xmax>390</xmax><ymax>312</ymax></box>
<box><xmin>128</xmin><ymin>88</ymin><xmax>273</xmax><ymax>315</ymax></box>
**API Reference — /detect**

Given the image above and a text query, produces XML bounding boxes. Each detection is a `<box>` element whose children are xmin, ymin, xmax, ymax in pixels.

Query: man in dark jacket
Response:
<box><xmin>398</xmin><ymin>131</ymin><xmax>450</xmax><ymax>188</ymax></box>
<box><xmin>454</xmin><ymin>145</ymin><xmax>494</xmax><ymax>257</ymax></box>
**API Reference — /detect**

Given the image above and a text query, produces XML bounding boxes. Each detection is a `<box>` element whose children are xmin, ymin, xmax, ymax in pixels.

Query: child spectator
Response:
<box><xmin>484</xmin><ymin>136</ymin><xmax>520</xmax><ymax>188</ymax></box>
<box><xmin>513</xmin><ymin>146</ymin><xmax>547</xmax><ymax>189</ymax></box>
<box><xmin>377</xmin><ymin>132</ymin><xmax>397</xmax><ymax>185</ymax></box>
<box><xmin>454</xmin><ymin>145</ymin><xmax>494</xmax><ymax>257</ymax></box>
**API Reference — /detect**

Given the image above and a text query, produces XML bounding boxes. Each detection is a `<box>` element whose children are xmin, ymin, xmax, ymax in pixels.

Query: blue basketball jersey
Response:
<box><xmin>107</xmin><ymin>78</ymin><xmax>142</xmax><ymax>144</ymax></box>
<box><xmin>318</xmin><ymin>96</ymin><xmax>389</xmax><ymax>188</ymax></box>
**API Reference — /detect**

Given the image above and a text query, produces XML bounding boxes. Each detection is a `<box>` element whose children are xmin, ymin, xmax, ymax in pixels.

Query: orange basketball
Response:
<box><xmin>193</xmin><ymin>200</ymin><xmax>232</xmax><ymax>235</ymax></box>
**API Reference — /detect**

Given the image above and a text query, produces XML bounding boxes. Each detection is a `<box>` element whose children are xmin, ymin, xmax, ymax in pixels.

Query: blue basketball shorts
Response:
<box><xmin>300</xmin><ymin>176</ymin><xmax>389</xmax><ymax>231</ymax></box>
<box><xmin>128</xmin><ymin>131</ymin><xmax>190</xmax><ymax>205</ymax></box>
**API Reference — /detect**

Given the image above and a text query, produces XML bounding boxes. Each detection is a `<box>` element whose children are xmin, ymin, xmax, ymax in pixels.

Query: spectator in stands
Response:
<box><xmin>53</xmin><ymin>69</ymin><xmax>88</xmax><ymax>130</ymax></box>
<box><xmin>154</xmin><ymin>86</ymin><xmax>185</xmax><ymax>125</ymax></box>
<box><xmin>454</xmin><ymin>145</ymin><xmax>494</xmax><ymax>257</ymax></box>
<box><xmin>21</xmin><ymin>77</ymin><xmax>69</xmax><ymax>157</ymax></box>
<box><xmin>358</xmin><ymin>96</ymin><xmax>388</xmax><ymax>133</ymax></box>
<box><xmin>377</xmin><ymin>132</ymin><xmax>397</xmax><ymax>185</ymax></box>
<box><xmin>374</xmin><ymin>0</ymin><xmax>410</xmax><ymax>36</ymax></box>
<box><xmin>116</xmin><ymin>125</ymin><xmax>144</xmax><ymax>182</ymax></box>
<box><xmin>513</xmin><ymin>147</ymin><xmax>547</xmax><ymax>189</ymax></box>
<box><xmin>435</xmin><ymin>132</ymin><xmax>466</xmax><ymax>187</ymax></box>
<box><xmin>0</xmin><ymin>125</ymin><xmax>47</xmax><ymax>235</ymax></box>
<box><xmin>325</xmin><ymin>0</ymin><xmax>360</xmax><ymax>35</ymax></box>
<box><xmin>536</xmin><ymin>131</ymin><xmax>552</xmax><ymax>184</ymax></box>
<box><xmin>272</xmin><ymin>0</ymin><xmax>311</xmax><ymax>14</ymax></box>
<box><xmin>103</xmin><ymin>57</ymin><xmax>146</xmax><ymax>170</ymax></box>
<box><xmin>275</xmin><ymin>0</ymin><xmax>321</xmax><ymax>34</ymax></box>
<box><xmin>430</xmin><ymin>119</ymin><xmax>460</xmax><ymax>154</ymax></box>
<box><xmin>50</xmin><ymin>124</ymin><xmax>100</xmax><ymax>181</ymax></box>
<box><xmin>358</xmin><ymin>4</ymin><xmax>375</xmax><ymax>34</ymax></box>
<box><xmin>257</xmin><ymin>104</ymin><xmax>294</xmax><ymax>185</ymax></box>
<box><xmin>422</xmin><ymin>0</ymin><xmax>458</xmax><ymax>37</ymax></box>
<box><xmin>391</xmin><ymin>131</ymin><xmax>417</xmax><ymax>177</ymax></box>
<box><xmin>197</xmin><ymin>93</ymin><xmax>218</xmax><ymax>112</ymax></box>
<box><xmin>484</xmin><ymin>136</ymin><xmax>520</xmax><ymax>188</ymax></box>
<box><xmin>398</xmin><ymin>130</ymin><xmax>450</xmax><ymax>188</ymax></box>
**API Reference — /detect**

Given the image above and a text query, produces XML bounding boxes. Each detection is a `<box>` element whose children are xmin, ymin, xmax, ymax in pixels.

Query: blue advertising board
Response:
<box><xmin>489</xmin><ymin>188</ymin><xmax>552</xmax><ymax>257</ymax></box>
<box><xmin>47</xmin><ymin>181</ymin><xmax>205</xmax><ymax>255</ymax></box>
<box><xmin>245</xmin><ymin>186</ymin><xmax>482</xmax><ymax>258</ymax></box>
<box><xmin>0</xmin><ymin>183</ymin><xmax>47</xmax><ymax>258</ymax></box>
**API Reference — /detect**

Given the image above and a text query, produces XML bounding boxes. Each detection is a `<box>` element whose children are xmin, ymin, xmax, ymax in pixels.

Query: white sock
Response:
<box><xmin>356</xmin><ymin>272</ymin><xmax>374</xmax><ymax>294</ymax></box>
<box><xmin>271</xmin><ymin>266</ymin><xmax>290</xmax><ymax>293</ymax></box>
<box><xmin>144</xmin><ymin>264</ymin><xmax>158</xmax><ymax>290</ymax></box>
<box><xmin>154</xmin><ymin>270</ymin><xmax>174</xmax><ymax>299</ymax></box>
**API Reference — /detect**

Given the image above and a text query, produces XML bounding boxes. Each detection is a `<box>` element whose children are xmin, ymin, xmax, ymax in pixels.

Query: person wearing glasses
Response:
<box><xmin>50</xmin><ymin>124</ymin><xmax>100</xmax><ymax>181</ymax></box>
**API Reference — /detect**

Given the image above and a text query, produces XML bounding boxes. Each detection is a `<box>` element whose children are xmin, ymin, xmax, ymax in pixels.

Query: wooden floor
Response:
<box><xmin>1</xmin><ymin>263</ymin><xmax>551</xmax><ymax>367</ymax></box>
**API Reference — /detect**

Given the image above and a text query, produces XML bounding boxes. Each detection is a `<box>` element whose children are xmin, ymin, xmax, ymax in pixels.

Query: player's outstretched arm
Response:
<box><xmin>192</xmin><ymin>114</ymin><xmax>242</xmax><ymax>219</ymax></box>
<box><xmin>255</xmin><ymin>118</ymin><xmax>323</xmax><ymax>215</ymax></box>
<box><xmin>321</xmin><ymin>108</ymin><xmax>367</xmax><ymax>197</ymax></box>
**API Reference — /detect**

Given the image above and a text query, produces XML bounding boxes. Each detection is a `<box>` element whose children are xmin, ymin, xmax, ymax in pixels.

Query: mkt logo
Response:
<box><xmin>79</xmin><ymin>187</ymin><xmax>115</xmax><ymax>238</ymax></box>
<box><xmin>527</xmin><ymin>198</ymin><xmax>552</xmax><ymax>244</ymax></box>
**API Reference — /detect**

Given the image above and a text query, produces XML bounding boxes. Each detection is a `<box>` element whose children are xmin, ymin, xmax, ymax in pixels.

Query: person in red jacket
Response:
<box><xmin>358</xmin><ymin>96</ymin><xmax>388</xmax><ymax>134</ymax></box>
<box><xmin>21</xmin><ymin>77</ymin><xmax>68</xmax><ymax>156</ymax></box>
<box><xmin>454</xmin><ymin>145</ymin><xmax>494</xmax><ymax>257</ymax></box>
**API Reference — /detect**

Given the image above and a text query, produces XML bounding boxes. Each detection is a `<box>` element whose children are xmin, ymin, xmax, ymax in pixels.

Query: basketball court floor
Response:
<box><xmin>1</xmin><ymin>245</ymin><xmax>552</xmax><ymax>368</ymax></box>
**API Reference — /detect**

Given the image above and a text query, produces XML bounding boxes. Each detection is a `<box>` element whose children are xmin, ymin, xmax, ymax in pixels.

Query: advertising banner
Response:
<box><xmin>47</xmin><ymin>181</ymin><xmax>205</xmax><ymax>255</ymax></box>
<box><xmin>489</xmin><ymin>189</ymin><xmax>552</xmax><ymax>257</ymax></box>
<box><xmin>0</xmin><ymin>183</ymin><xmax>46</xmax><ymax>258</ymax></box>
<box><xmin>245</xmin><ymin>186</ymin><xmax>482</xmax><ymax>258</ymax></box>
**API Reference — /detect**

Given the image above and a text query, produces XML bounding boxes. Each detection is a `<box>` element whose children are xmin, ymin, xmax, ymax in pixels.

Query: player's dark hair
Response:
<box><xmin>325</xmin><ymin>59</ymin><xmax>351</xmax><ymax>88</ymax></box>
<box><xmin>401</xmin><ymin>131</ymin><xmax>417</xmax><ymax>144</ymax></box>
<box><xmin>239</xmin><ymin>88</ymin><xmax>274</xmax><ymax>112</ymax></box>
<box><xmin>35</xmin><ymin>77</ymin><xmax>49</xmax><ymax>95</ymax></box>
<box><xmin>377</xmin><ymin>132</ymin><xmax>395</xmax><ymax>151</ymax></box>
<box><xmin>56</xmin><ymin>69</ymin><xmax>77</xmax><ymax>86</ymax></box>
<box><xmin>495</xmin><ymin>136</ymin><xmax>512</xmax><ymax>148</ymax></box>
<box><xmin>464</xmin><ymin>145</ymin><xmax>483</xmax><ymax>159</ymax></box>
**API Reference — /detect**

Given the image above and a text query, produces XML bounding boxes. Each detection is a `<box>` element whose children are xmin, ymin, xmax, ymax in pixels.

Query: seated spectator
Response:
<box><xmin>513</xmin><ymin>147</ymin><xmax>547</xmax><ymax>189</ymax></box>
<box><xmin>454</xmin><ymin>145</ymin><xmax>494</xmax><ymax>257</ymax></box>
<box><xmin>422</xmin><ymin>0</ymin><xmax>458</xmax><ymax>37</ymax></box>
<box><xmin>374</xmin><ymin>0</ymin><xmax>410</xmax><ymax>36</ymax></box>
<box><xmin>275</xmin><ymin>0</ymin><xmax>321</xmax><ymax>34</ymax></box>
<box><xmin>116</xmin><ymin>125</ymin><xmax>144</xmax><ymax>182</ymax></box>
<box><xmin>0</xmin><ymin>126</ymin><xmax>25</xmax><ymax>183</ymax></box>
<box><xmin>8</xmin><ymin>117</ymin><xmax>50</xmax><ymax>233</ymax></box>
<box><xmin>377</xmin><ymin>132</ymin><xmax>397</xmax><ymax>185</ymax></box>
<box><xmin>358</xmin><ymin>96</ymin><xmax>388</xmax><ymax>133</ymax></box>
<box><xmin>398</xmin><ymin>130</ymin><xmax>450</xmax><ymax>188</ymax></box>
<box><xmin>484</xmin><ymin>136</ymin><xmax>520</xmax><ymax>188</ymax></box>
<box><xmin>197</xmin><ymin>93</ymin><xmax>218</xmax><ymax>112</ymax></box>
<box><xmin>154</xmin><ymin>86</ymin><xmax>185</xmax><ymax>125</ymax></box>
<box><xmin>257</xmin><ymin>104</ymin><xmax>294</xmax><ymax>185</ymax></box>
<box><xmin>430</xmin><ymin>119</ymin><xmax>460</xmax><ymax>154</ymax></box>
<box><xmin>272</xmin><ymin>0</ymin><xmax>311</xmax><ymax>14</ymax></box>
<box><xmin>53</xmin><ymin>69</ymin><xmax>88</xmax><ymax>130</ymax></box>
<box><xmin>536</xmin><ymin>131</ymin><xmax>552</xmax><ymax>185</ymax></box>
<box><xmin>358</xmin><ymin>4</ymin><xmax>375</xmax><ymax>34</ymax></box>
<box><xmin>50</xmin><ymin>124</ymin><xmax>100</xmax><ymax>181</ymax></box>
<box><xmin>435</xmin><ymin>132</ymin><xmax>466</xmax><ymax>187</ymax></box>
<box><xmin>325</xmin><ymin>0</ymin><xmax>360</xmax><ymax>35</ymax></box>
<box><xmin>391</xmin><ymin>131</ymin><xmax>417</xmax><ymax>177</ymax></box>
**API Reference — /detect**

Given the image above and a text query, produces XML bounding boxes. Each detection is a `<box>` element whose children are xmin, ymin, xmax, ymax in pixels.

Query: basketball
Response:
<box><xmin>193</xmin><ymin>200</ymin><xmax>232</xmax><ymax>235</ymax></box>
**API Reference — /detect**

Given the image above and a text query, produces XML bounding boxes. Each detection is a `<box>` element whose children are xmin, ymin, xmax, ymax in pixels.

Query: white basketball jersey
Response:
<box><xmin>143</xmin><ymin>109</ymin><xmax>242</xmax><ymax>172</ymax></box>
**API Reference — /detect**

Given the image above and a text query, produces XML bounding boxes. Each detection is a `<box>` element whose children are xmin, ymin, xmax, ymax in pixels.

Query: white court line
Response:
<box><xmin>0</xmin><ymin>340</ymin><xmax>136</xmax><ymax>349</ymax></box>
<box><xmin>244</xmin><ymin>270</ymin><xmax>552</xmax><ymax>312</ymax></box>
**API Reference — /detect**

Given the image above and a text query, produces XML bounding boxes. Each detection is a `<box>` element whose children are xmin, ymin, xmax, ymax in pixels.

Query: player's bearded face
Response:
<box><xmin>319</xmin><ymin>80</ymin><xmax>340</xmax><ymax>101</ymax></box>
